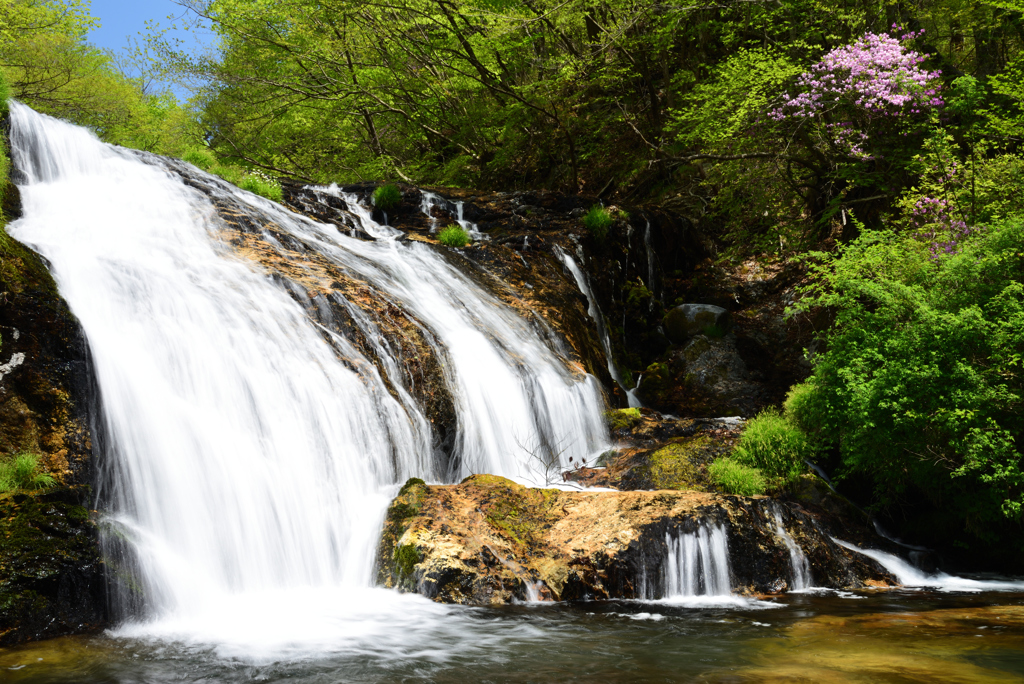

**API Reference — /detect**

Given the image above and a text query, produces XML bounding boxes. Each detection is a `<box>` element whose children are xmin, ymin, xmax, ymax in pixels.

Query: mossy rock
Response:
<box><xmin>605</xmin><ymin>408</ymin><xmax>642</xmax><ymax>432</ymax></box>
<box><xmin>648</xmin><ymin>437</ymin><xmax>709</xmax><ymax>490</ymax></box>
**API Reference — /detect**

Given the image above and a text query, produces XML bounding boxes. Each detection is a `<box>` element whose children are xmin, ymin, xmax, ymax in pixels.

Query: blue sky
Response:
<box><xmin>86</xmin><ymin>0</ymin><xmax>215</xmax><ymax>98</ymax></box>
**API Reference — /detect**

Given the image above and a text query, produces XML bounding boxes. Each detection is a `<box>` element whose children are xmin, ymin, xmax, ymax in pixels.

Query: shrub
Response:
<box><xmin>709</xmin><ymin>457</ymin><xmax>767</xmax><ymax>496</ymax></box>
<box><xmin>582</xmin><ymin>205</ymin><xmax>612</xmax><ymax>240</ymax></box>
<box><xmin>438</xmin><ymin>225</ymin><xmax>470</xmax><ymax>247</ymax></box>
<box><xmin>788</xmin><ymin>218</ymin><xmax>1024</xmax><ymax>561</ymax></box>
<box><xmin>182</xmin><ymin>148</ymin><xmax>217</xmax><ymax>171</ymax></box>
<box><xmin>732</xmin><ymin>408</ymin><xmax>811</xmax><ymax>478</ymax></box>
<box><xmin>372</xmin><ymin>183</ymin><xmax>402</xmax><ymax>211</ymax></box>
<box><xmin>0</xmin><ymin>453</ymin><xmax>56</xmax><ymax>492</ymax></box>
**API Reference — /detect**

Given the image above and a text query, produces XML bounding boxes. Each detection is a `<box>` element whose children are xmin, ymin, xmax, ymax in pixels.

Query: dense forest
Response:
<box><xmin>2</xmin><ymin>0</ymin><xmax>1023</xmax><ymax>566</ymax></box>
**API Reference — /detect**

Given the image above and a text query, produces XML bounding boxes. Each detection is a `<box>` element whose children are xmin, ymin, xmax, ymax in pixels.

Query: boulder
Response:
<box><xmin>376</xmin><ymin>475</ymin><xmax>894</xmax><ymax>605</ymax></box>
<box><xmin>663</xmin><ymin>304</ymin><xmax>731</xmax><ymax>343</ymax></box>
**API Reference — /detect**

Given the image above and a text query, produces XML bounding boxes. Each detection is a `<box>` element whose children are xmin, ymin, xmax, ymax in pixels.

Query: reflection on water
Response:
<box><xmin>3</xmin><ymin>591</ymin><xmax>1023</xmax><ymax>683</ymax></box>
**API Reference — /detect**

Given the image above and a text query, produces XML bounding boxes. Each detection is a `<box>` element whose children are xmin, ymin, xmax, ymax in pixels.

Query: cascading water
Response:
<box><xmin>663</xmin><ymin>524</ymin><xmax>732</xmax><ymax>598</ymax></box>
<box><xmin>7</xmin><ymin>102</ymin><xmax>609</xmax><ymax>657</ymax></box>
<box><xmin>833</xmin><ymin>539</ymin><xmax>1024</xmax><ymax>593</ymax></box>
<box><xmin>771</xmin><ymin>507</ymin><xmax>812</xmax><ymax>590</ymax></box>
<box><xmin>637</xmin><ymin>523</ymin><xmax>734</xmax><ymax>602</ymax></box>
<box><xmin>555</xmin><ymin>247</ymin><xmax>642</xmax><ymax>408</ymax></box>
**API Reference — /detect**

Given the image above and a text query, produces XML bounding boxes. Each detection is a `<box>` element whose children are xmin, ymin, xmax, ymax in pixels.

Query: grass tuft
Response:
<box><xmin>0</xmin><ymin>453</ymin><xmax>56</xmax><ymax>493</ymax></box>
<box><xmin>708</xmin><ymin>457</ymin><xmax>766</xmax><ymax>496</ymax></box>
<box><xmin>373</xmin><ymin>183</ymin><xmax>402</xmax><ymax>211</ymax></box>
<box><xmin>582</xmin><ymin>205</ymin><xmax>613</xmax><ymax>240</ymax></box>
<box><xmin>438</xmin><ymin>224</ymin><xmax>470</xmax><ymax>247</ymax></box>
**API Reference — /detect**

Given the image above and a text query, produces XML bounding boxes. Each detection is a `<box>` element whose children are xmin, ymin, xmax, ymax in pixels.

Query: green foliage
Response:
<box><xmin>372</xmin><ymin>184</ymin><xmax>402</xmax><ymax>212</ymax></box>
<box><xmin>239</xmin><ymin>172</ymin><xmax>283</xmax><ymax>202</ymax></box>
<box><xmin>0</xmin><ymin>70</ymin><xmax>9</xmax><ymax>116</ymax></box>
<box><xmin>709</xmin><ymin>457</ymin><xmax>767</xmax><ymax>496</ymax></box>
<box><xmin>182</xmin><ymin>148</ymin><xmax>283</xmax><ymax>201</ymax></box>
<box><xmin>733</xmin><ymin>408</ymin><xmax>812</xmax><ymax>479</ymax></box>
<box><xmin>182</xmin><ymin>148</ymin><xmax>217</xmax><ymax>171</ymax></box>
<box><xmin>789</xmin><ymin>217</ymin><xmax>1024</xmax><ymax>553</ymax></box>
<box><xmin>583</xmin><ymin>205</ymin><xmax>612</xmax><ymax>240</ymax></box>
<box><xmin>0</xmin><ymin>454</ymin><xmax>56</xmax><ymax>493</ymax></box>
<box><xmin>437</xmin><ymin>225</ymin><xmax>470</xmax><ymax>247</ymax></box>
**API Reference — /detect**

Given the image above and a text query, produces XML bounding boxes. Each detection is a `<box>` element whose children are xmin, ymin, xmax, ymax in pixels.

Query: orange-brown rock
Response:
<box><xmin>376</xmin><ymin>475</ymin><xmax>894</xmax><ymax>605</ymax></box>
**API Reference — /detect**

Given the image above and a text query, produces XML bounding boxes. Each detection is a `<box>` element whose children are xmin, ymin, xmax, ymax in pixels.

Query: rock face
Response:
<box><xmin>376</xmin><ymin>475</ymin><xmax>894</xmax><ymax>605</ymax></box>
<box><xmin>663</xmin><ymin>303</ymin><xmax>731</xmax><ymax>343</ymax></box>
<box><xmin>0</xmin><ymin>488</ymin><xmax>105</xmax><ymax>646</ymax></box>
<box><xmin>0</xmin><ymin>178</ymin><xmax>105</xmax><ymax>644</ymax></box>
<box><xmin>637</xmin><ymin>333</ymin><xmax>766</xmax><ymax>417</ymax></box>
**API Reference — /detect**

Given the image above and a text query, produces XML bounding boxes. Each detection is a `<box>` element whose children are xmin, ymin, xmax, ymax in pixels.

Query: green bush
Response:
<box><xmin>373</xmin><ymin>183</ymin><xmax>402</xmax><ymax>211</ymax></box>
<box><xmin>438</xmin><ymin>225</ymin><xmax>470</xmax><ymax>247</ymax></box>
<box><xmin>0</xmin><ymin>453</ymin><xmax>55</xmax><ymax>493</ymax></box>
<box><xmin>709</xmin><ymin>457</ymin><xmax>767</xmax><ymax>496</ymax></box>
<box><xmin>732</xmin><ymin>408</ymin><xmax>811</xmax><ymax>478</ymax></box>
<box><xmin>182</xmin><ymin>148</ymin><xmax>217</xmax><ymax>171</ymax></box>
<box><xmin>582</xmin><ymin>205</ymin><xmax>612</xmax><ymax>240</ymax></box>
<box><xmin>789</xmin><ymin>218</ymin><xmax>1024</xmax><ymax>557</ymax></box>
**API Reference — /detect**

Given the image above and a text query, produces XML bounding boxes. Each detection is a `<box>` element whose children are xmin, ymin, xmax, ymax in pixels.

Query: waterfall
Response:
<box><xmin>664</xmin><ymin>525</ymin><xmax>731</xmax><ymax>597</ymax></box>
<box><xmin>662</xmin><ymin>524</ymin><xmax>732</xmax><ymax>598</ymax></box>
<box><xmin>6</xmin><ymin>102</ymin><xmax>608</xmax><ymax>652</ymax></box>
<box><xmin>771</xmin><ymin>507</ymin><xmax>812</xmax><ymax>590</ymax></box>
<box><xmin>833</xmin><ymin>539</ymin><xmax>1024</xmax><ymax>592</ymax></box>
<box><xmin>555</xmin><ymin>247</ymin><xmax>641</xmax><ymax>408</ymax></box>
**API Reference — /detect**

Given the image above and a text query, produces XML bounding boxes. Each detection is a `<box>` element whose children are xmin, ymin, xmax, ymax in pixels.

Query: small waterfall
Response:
<box><xmin>662</xmin><ymin>524</ymin><xmax>732</xmax><ymax>598</ymax></box>
<box><xmin>556</xmin><ymin>247</ymin><xmax>641</xmax><ymax>408</ymax></box>
<box><xmin>7</xmin><ymin>102</ymin><xmax>609</xmax><ymax>652</ymax></box>
<box><xmin>833</xmin><ymin>539</ymin><xmax>1024</xmax><ymax>592</ymax></box>
<box><xmin>771</xmin><ymin>507</ymin><xmax>812</xmax><ymax>590</ymax></box>
<box><xmin>642</xmin><ymin>219</ymin><xmax>656</xmax><ymax>292</ymax></box>
<box><xmin>418</xmin><ymin>192</ymin><xmax>486</xmax><ymax>241</ymax></box>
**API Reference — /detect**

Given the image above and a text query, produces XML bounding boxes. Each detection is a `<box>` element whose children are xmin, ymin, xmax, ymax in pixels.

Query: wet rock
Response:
<box><xmin>0</xmin><ymin>488</ymin><xmax>106</xmax><ymax>645</ymax></box>
<box><xmin>376</xmin><ymin>475</ymin><xmax>895</xmax><ymax>605</ymax></box>
<box><xmin>637</xmin><ymin>334</ymin><xmax>765</xmax><ymax>417</ymax></box>
<box><xmin>0</xmin><ymin>163</ymin><xmax>103</xmax><ymax>644</ymax></box>
<box><xmin>663</xmin><ymin>304</ymin><xmax>731</xmax><ymax>343</ymax></box>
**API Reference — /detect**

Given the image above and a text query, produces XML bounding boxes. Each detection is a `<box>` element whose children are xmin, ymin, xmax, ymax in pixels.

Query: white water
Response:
<box><xmin>662</xmin><ymin>524</ymin><xmax>732</xmax><ymax>600</ymax></box>
<box><xmin>7</xmin><ymin>102</ymin><xmax>608</xmax><ymax>658</ymax></box>
<box><xmin>833</xmin><ymin>538</ymin><xmax>1024</xmax><ymax>592</ymax></box>
<box><xmin>555</xmin><ymin>247</ymin><xmax>641</xmax><ymax>408</ymax></box>
<box><xmin>771</xmin><ymin>508</ymin><xmax>812</xmax><ymax>590</ymax></box>
<box><xmin>418</xmin><ymin>191</ymin><xmax>486</xmax><ymax>240</ymax></box>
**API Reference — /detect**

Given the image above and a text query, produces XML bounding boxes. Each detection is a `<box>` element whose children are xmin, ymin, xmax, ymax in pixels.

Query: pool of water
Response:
<box><xmin>4</xmin><ymin>589</ymin><xmax>1023</xmax><ymax>683</ymax></box>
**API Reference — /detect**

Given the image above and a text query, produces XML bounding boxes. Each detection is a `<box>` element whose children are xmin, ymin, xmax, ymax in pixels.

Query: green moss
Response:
<box><xmin>394</xmin><ymin>543</ymin><xmax>421</xmax><ymax>579</ymax></box>
<box><xmin>648</xmin><ymin>436</ymin><xmax>708</xmax><ymax>490</ymax></box>
<box><xmin>398</xmin><ymin>477</ymin><xmax>426</xmax><ymax>497</ymax></box>
<box><xmin>606</xmin><ymin>408</ymin><xmax>642</xmax><ymax>431</ymax></box>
